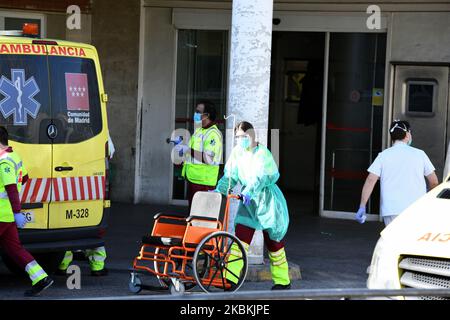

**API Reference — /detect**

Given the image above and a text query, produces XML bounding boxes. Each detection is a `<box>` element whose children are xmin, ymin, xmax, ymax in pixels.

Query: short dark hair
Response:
<box><xmin>197</xmin><ymin>100</ymin><xmax>217</xmax><ymax>122</ymax></box>
<box><xmin>235</xmin><ymin>121</ymin><xmax>256</xmax><ymax>141</ymax></box>
<box><xmin>389</xmin><ymin>120</ymin><xmax>411</xmax><ymax>141</ymax></box>
<box><xmin>0</xmin><ymin>126</ymin><xmax>8</xmax><ymax>145</ymax></box>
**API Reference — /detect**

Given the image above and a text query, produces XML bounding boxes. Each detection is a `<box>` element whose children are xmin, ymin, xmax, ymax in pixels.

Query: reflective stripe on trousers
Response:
<box><xmin>225</xmin><ymin>241</ymin><xmax>249</xmax><ymax>284</ymax></box>
<box><xmin>268</xmin><ymin>248</ymin><xmax>290</xmax><ymax>285</ymax></box>
<box><xmin>25</xmin><ymin>260</ymin><xmax>48</xmax><ymax>285</ymax></box>
<box><xmin>58</xmin><ymin>251</ymin><xmax>74</xmax><ymax>271</ymax></box>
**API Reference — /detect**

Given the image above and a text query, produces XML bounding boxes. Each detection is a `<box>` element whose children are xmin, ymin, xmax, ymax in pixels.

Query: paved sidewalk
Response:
<box><xmin>105</xmin><ymin>201</ymin><xmax>384</xmax><ymax>290</ymax></box>
<box><xmin>0</xmin><ymin>200</ymin><xmax>384</xmax><ymax>298</ymax></box>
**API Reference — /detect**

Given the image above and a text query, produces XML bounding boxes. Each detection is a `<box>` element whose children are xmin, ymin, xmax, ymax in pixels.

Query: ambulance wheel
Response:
<box><xmin>193</xmin><ymin>232</ymin><xmax>248</xmax><ymax>293</ymax></box>
<box><xmin>128</xmin><ymin>273</ymin><xmax>142</xmax><ymax>294</ymax></box>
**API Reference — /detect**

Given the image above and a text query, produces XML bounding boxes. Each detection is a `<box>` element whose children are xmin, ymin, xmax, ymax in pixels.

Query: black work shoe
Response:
<box><xmin>24</xmin><ymin>277</ymin><xmax>54</xmax><ymax>297</ymax></box>
<box><xmin>271</xmin><ymin>283</ymin><xmax>291</xmax><ymax>290</ymax></box>
<box><xmin>91</xmin><ymin>268</ymin><xmax>108</xmax><ymax>276</ymax></box>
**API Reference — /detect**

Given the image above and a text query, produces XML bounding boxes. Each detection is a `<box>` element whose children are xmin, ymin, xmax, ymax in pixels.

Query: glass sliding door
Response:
<box><xmin>172</xmin><ymin>30</ymin><xmax>228</xmax><ymax>201</ymax></box>
<box><xmin>323</xmin><ymin>33</ymin><xmax>387</xmax><ymax>215</ymax></box>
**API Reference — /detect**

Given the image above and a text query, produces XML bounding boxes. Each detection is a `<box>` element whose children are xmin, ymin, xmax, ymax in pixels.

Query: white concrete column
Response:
<box><xmin>226</xmin><ymin>0</ymin><xmax>274</xmax><ymax>265</ymax></box>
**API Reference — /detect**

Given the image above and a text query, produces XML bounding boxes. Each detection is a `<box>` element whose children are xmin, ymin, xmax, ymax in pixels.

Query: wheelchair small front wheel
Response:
<box><xmin>169</xmin><ymin>279</ymin><xmax>185</xmax><ymax>295</ymax></box>
<box><xmin>128</xmin><ymin>273</ymin><xmax>142</xmax><ymax>294</ymax></box>
<box><xmin>193</xmin><ymin>231</ymin><xmax>248</xmax><ymax>293</ymax></box>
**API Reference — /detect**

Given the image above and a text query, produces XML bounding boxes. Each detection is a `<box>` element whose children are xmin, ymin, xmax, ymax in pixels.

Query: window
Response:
<box><xmin>172</xmin><ymin>30</ymin><xmax>228</xmax><ymax>200</ymax></box>
<box><xmin>406</xmin><ymin>79</ymin><xmax>437</xmax><ymax>116</ymax></box>
<box><xmin>48</xmin><ymin>56</ymin><xmax>102</xmax><ymax>144</ymax></box>
<box><xmin>0</xmin><ymin>11</ymin><xmax>46</xmax><ymax>37</ymax></box>
<box><xmin>0</xmin><ymin>55</ymin><xmax>52</xmax><ymax>144</ymax></box>
<box><xmin>324</xmin><ymin>33</ymin><xmax>387</xmax><ymax>213</ymax></box>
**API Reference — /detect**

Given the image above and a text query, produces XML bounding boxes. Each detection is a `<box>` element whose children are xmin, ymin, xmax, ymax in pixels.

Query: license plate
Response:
<box><xmin>22</xmin><ymin>211</ymin><xmax>35</xmax><ymax>223</ymax></box>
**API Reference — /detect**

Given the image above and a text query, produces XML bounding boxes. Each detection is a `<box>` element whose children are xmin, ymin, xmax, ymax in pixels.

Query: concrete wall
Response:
<box><xmin>135</xmin><ymin>7</ymin><xmax>176</xmax><ymax>204</ymax></box>
<box><xmin>388</xmin><ymin>12</ymin><xmax>450</xmax><ymax>180</ymax></box>
<box><xmin>390</xmin><ymin>12</ymin><xmax>450</xmax><ymax>63</ymax></box>
<box><xmin>46</xmin><ymin>13</ymin><xmax>91</xmax><ymax>43</ymax></box>
<box><xmin>46</xmin><ymin>14</ymin><xmax>66</xmax><ymax>39</ymax></box>
<box><xmin>65</xmin><ymin>13</ymin><xmax>92</xmax><ymax>43</ymax></box>
<box><xmin>91</xmin><ymin>0</ymin><xmax>140</xmax><ymax>202</ymax></box>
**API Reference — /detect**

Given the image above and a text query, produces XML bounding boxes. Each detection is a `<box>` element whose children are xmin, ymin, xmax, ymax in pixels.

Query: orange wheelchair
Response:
<box><xmin>128</xmin><ymin>191</ymin><xmax>248</xmax><ymax>294</ymax></box>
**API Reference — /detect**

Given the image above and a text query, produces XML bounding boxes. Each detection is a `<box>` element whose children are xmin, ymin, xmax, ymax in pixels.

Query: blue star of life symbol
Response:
<box><xmin>0</xmin><ymin>69</ymin><xmax>41</xmax><ymax>126</ymax></box>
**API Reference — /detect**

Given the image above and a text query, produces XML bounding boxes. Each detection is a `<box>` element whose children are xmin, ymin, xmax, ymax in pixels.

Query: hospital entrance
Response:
<box><xmin>269</xmin><ymin>31</ymin><xmax>387</xmax><ymax>218</ymax></box>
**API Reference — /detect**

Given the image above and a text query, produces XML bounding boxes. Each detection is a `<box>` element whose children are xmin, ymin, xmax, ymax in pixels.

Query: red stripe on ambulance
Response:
<box><xmin>78</xmin><ymin>177</ymin><xmax>85</xmax><ymax>200</ymax></box>
<box><xmin>29</xmin><ymin>178</ymin><xmax>42</xmax><ymax>203</ymax></box>
<box><xmin>20</xmin><ymin>177</ymin><xmax>105</xmax><ymax>203</ymax></box>
<box><xmin>21</xmin><ymin>178</ymin><xmax>32</xmax><ymax>203</ymax></box>
<box><xmin>41</xmin><ymin>179</ymin><xmax>51</xmax><ymax>202</ymax></box>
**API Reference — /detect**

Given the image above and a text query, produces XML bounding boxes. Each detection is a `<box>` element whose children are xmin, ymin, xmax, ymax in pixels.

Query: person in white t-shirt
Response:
<box><xmin>356</xmin><ymin>120</ymin><xmax>439</xmax><ymax>226</ymax></box>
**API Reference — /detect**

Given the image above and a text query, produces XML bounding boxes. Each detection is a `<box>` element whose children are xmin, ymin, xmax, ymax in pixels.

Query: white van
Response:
<box><xmin>367</xmin><ymin>175</ymin><xmax>450</xmax><ymax>299</ymax></box>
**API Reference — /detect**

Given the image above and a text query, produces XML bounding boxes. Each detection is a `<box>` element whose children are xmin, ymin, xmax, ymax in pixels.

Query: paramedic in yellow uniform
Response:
<box><xmin>175</xmin><ymin>100</ymin><xmax>223</xmax><ymax>207</ymax></box>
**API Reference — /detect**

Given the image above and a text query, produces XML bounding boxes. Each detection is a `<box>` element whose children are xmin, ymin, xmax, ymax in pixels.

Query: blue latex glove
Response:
<box><xmin>355</xmin><ymin>206</ymin><xmax>366</xmax><ymax>224</ymax></box>
<box><xmin>174</xmin><ymin>144</ymin><xmax>189</xmax><ymax>157</ymax></box>
<box><xmin>240</xmin><ymin>193</ymin><xmax>252</xmax><ymax>206</ymax></box>
<box><xmin>14</xmin><ymin>213</ymin><xmax>27</xmax><ymax>229</ymax></box>
<box><xmin>172</xmin><ymin>136</ymin><xmax>183</xmax><ymax>145</ymax></box>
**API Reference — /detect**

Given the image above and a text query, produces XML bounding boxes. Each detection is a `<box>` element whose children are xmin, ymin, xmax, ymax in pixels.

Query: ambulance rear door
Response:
<box><xmin>46</xmin><ymin>45</ymin><xmax>107</xmax><ymax>229</ymax></box>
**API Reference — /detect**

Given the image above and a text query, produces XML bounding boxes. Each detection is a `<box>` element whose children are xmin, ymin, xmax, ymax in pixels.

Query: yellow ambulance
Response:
<box><xmin>367</xmin><ymin>175</ymin><xmax>450</xmax><ymax>299</ymax></box>
<box><xmin>0</xmin><ymin>25</ymin><xmax>111</xmax><ymax>271</ymax></box>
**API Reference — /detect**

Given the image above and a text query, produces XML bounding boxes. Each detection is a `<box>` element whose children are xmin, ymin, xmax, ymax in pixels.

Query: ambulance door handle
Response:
<box><xmin>55</xmin><ymin>166</ymin><xmax>73</xmax><ymax>172</ymax></box>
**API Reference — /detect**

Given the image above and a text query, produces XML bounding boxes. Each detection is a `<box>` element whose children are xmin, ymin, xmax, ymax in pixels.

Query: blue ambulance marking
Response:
<box><xmin>0</xmin><ymin>69</ymin><xmax>41</xmax><ymax>125</ymax></box>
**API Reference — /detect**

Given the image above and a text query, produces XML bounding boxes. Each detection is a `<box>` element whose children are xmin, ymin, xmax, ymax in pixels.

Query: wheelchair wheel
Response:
<box><xmin>128</xmin><ymin>273</ymin><xmax>142</xmax><ymax>294</ymax></box>
<box><xmin>193</xmin><ymin>231</ymin><xmax>248</xmax><ymax>293</ymax></box>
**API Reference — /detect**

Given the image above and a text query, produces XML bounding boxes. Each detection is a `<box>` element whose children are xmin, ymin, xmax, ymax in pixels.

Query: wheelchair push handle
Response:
<box><xmin>227</xmin><ymin>193</ymin><xmax>243</xmax><ymax>201</ymax></box>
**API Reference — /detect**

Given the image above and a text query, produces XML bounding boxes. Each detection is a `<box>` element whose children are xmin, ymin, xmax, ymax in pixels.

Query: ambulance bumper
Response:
<box><xmin>17</xmin><ymin>208</ymin><xmax>110</xmax><ymax>253</ymax></box>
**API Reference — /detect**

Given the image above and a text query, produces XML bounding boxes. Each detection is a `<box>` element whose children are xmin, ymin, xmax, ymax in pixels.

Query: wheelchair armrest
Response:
<box><xmin>153</xmin><ymin>212</ymin><xmax>187</xmax><ymax>220</ymax></box>
<box><xmin>186</xmin><ymin>215</ymin><xmax>218</xmax><ymax>222</ymax></box>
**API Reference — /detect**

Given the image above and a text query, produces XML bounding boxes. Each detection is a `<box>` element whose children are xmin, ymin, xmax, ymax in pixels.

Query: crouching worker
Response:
<box><xmin>0</xmin><ymin>126</ymin><xmax>53</xmax><ymax>296</ymax></box>
<box><xmin>214</xmin><ymin>121</ymin><xmax>291</xmax><ymax>290</ymax></box>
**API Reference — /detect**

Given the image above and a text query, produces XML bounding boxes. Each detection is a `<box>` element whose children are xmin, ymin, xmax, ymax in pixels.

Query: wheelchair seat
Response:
<box><xmin>143</xmin><ymin>191</ymin><xmax>224</xmax><ymax>247</ymax></box>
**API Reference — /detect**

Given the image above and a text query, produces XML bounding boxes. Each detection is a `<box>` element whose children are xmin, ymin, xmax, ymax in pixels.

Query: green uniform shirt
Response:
<box><xmin>0</xmin><ymin>150</ymin><xmax>26</xmax><ymax>222</ymax></box>
<box><xmin>182</xmin><ymin>124</ymin><xmax>223</xmax><ymax>186</ymax></box>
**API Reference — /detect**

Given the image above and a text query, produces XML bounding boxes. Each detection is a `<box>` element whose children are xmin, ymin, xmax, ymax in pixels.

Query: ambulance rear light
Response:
<box><xmin>32</xmin><ymin>40</ymin><xmax>58</xmax><ymax>46</ymax></box>
<box><xmin>23</xmin><ymin>23</ymin><xmax>39</xmax><ymax>37</ymax></box>
<box><xmin>98</xmin><ymin>227</ymin><xmax>107</xmax><ymax>238</ymax></box>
